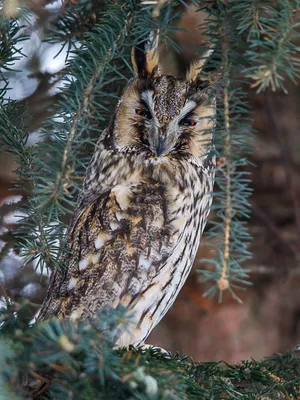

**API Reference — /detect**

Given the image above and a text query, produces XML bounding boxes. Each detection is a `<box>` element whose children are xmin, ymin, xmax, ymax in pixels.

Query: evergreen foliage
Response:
<box><xmin>1</xmin><ymin>302</ymin><xmax>300</xmax><ymax>399</ymax></box>
<box><xmin>1</xmin><ymin>0</ymin><xmax>300</xmax><ymax>398</ymax></box>
<box><xmin>198</xmin><ymin>1</ymin><xmax>254</xmax><ymax>302</ymax></box>
<box><xmin>198</xmin><ymin>0</ymin><xmax>300</xmax><ymax>300</ymax></box>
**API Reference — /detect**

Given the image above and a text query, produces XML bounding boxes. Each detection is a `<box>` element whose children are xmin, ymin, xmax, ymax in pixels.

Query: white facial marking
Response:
<box><xmin>178</xmin><ymin>100</ymin><xmax>197</xmax><ymax>120</ymax></box>
<box><xmin>168</xmin><ymin>100</ymin><xmax>197</xmax><ymax>130</ymax></box>
<box><xmin>141</xmin><ymin>90</ymin><xmax>154</xmax><ymax>116</ymax></box>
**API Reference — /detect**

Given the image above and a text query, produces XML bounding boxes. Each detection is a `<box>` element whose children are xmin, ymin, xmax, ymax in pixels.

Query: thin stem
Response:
<box><xmin>218</xmin><ymin>20</ymin><xmax>231</xmax><ymax>292</ymax></box>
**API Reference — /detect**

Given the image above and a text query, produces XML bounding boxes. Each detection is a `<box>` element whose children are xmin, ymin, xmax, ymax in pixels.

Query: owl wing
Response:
<box><xmin>38</xmin><ymin>180</ymin><xmax>185</xmax><ymax>324</ymax></box>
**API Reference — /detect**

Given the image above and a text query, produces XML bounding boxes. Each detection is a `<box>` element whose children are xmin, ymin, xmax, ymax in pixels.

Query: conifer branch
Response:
<box><xmin>1</xmin><ymin>0</ymin><xmax>182</xmax><ymax>273</ymax></box>
<box><xmin>1</xmin><ymin>303</ymin><xmax>300</xmax><ymax>399</ymax></box>
<box><xmin>200</xmin><ymin>2</ymin><xmax>253</xmax><ymax>301</ymax></box>
<box><xmin>50</xmin><ymin>12</ymin><xmax>134</xmax><ymax>210</ymax></box>
<box><xmin>242</xmin><ymin>0</ymin><xmax>300</xmax><ymax>93</ymax></box>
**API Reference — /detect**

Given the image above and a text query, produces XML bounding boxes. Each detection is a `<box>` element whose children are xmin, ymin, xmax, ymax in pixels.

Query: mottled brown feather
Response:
<box><xmin>38</xmin><ymin>44</ymin><xmax>216</xmax><ymax>347</ymax></box>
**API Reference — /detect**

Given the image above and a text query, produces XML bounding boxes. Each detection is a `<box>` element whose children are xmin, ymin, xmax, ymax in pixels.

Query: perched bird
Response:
<box><xmin>38</xmin><ymin>39</ymin><xmax>216</xmax><ymax>347</ymax></box>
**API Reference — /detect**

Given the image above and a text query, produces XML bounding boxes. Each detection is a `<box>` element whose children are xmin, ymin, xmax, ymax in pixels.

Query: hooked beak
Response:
<box><xmin>154</xmin><ymin>137</ymin><xmax>166</xmax><ymax>156</ymax></box>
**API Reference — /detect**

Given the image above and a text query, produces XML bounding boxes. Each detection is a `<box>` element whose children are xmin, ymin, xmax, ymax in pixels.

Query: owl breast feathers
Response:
<box><xmin>38</xmin><ymin>39</ymin><xmax>216</xmax><ymax>347</ymax></box>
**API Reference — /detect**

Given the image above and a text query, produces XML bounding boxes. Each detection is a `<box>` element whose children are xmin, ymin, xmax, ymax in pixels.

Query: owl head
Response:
<box><xmin>112</xmin><ymin>38</ymin><xmax>215</xmax><ymax>165</ymax></box>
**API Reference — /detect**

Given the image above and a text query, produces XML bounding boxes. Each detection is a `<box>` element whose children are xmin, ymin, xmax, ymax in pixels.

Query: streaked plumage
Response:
<box><xmin>38</xmin><ymin>39</ymin><xmax>216</xmax><ymax>347</ymax></box>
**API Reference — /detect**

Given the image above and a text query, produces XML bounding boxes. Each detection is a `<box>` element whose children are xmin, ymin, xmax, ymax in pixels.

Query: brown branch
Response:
<box><xmin>217</xmin><ymin>22</ymin><xmax>231</xmax><ymax>293</ymax></box>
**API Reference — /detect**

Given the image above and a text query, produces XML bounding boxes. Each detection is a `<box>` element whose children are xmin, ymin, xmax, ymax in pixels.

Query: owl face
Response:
<box><xmin>113</xmin><ymin>42</ymin><xmax>215</xmax><ymax>165</ymax></box>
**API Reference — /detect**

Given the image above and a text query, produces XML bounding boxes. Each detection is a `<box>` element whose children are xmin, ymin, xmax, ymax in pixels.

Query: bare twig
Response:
<box><xmin>217</xmin><ymin>26</ymin><xmax>231</xmax><ymax>293</ymax></box>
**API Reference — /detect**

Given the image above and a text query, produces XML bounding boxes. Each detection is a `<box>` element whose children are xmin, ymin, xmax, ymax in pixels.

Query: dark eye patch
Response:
<box><xmin>136</xmin><ymin>108</ymin><xmax>152</xmax><ymax>119</ymax></box>
<box><xmin>135</xmin><ymin>100</ymin><xmax>152</xmax><ymax>119</ymax></box>
<box><xmin>179</xmin><ymin>110</ymin><xmax>198</xmax><ymax>128</ymax></box>
<box><xmin>181</xmin><ymin>119</ymin><xmax>197</xmax><ymax>127</ymax></box>
<box><xmin>134</xmin><ymin>120</ymin><xmax>151</xmax><ymax>148</ymax></box>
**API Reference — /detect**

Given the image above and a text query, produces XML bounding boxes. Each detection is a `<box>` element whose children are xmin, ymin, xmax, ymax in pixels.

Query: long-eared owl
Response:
<box><xmin>38</xmin><ymin>39</ymin><xmax>216</xmax><ymax>347</ymax></box>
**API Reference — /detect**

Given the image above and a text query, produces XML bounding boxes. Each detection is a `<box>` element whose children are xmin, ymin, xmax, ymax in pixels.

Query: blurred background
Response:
<box><xmin>0</xmin><ymin>1</ymin><xmax>299</xmax><ymax>363</ymax></box>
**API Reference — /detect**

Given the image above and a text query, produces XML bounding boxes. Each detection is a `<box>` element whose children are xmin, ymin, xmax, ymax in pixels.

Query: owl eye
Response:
<box><xmin>135</xmin><ymin>108</ymin><xmax>152</xmax><ymax>119</ymax></box>
<box><xmin>181</xmin><ymin>118</ymin><xmax>198</xmax><ymax>127</ymax></box>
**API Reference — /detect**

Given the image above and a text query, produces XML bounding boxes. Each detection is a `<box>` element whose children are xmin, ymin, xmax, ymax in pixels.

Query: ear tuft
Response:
<box><xmin>186</xmin><ymin>48</ymin><xmax>214</xmax><ymax>82</ymax></box>
<box><xmin>132</xmin><ymin>33</ymin><xmax>160</xmax><ymax>77</ymax></box>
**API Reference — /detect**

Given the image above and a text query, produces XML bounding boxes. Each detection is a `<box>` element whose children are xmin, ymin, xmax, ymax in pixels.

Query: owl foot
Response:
<box><xmin>138</xmin><ymin>343</ymin><xmax>172</xmax><ymax>358</ymax></box>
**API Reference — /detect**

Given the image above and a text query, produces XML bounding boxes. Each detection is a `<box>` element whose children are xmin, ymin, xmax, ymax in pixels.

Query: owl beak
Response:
<box><xmin>154</xmin><ymin>137</ymin><xmax>166</xmax><ymax>156</ymax></box>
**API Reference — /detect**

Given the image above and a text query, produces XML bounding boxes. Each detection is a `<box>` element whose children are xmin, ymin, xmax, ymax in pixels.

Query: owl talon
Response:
<box><xmin>138</xmin><ymin>343</ymin><xmax>172</xmax><ymax>358</ymax></box>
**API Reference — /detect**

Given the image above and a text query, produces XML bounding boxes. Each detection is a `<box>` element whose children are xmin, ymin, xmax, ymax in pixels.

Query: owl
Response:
<box><xmin>38</xmin><ymin>39</ymin><xmax>216</xmax><ymax>347</ymax></box>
